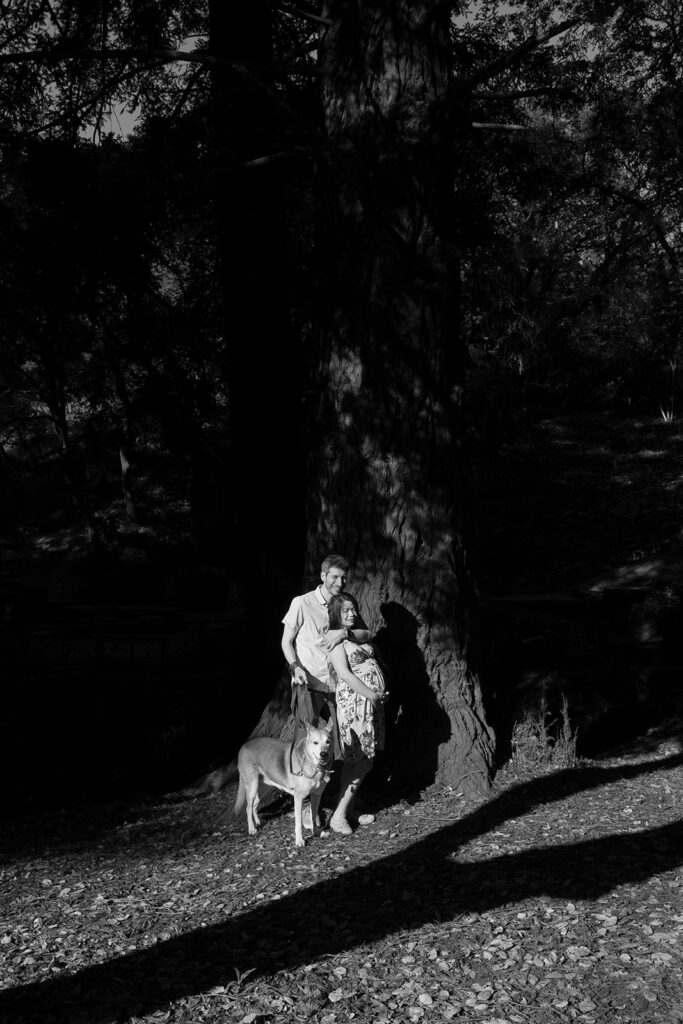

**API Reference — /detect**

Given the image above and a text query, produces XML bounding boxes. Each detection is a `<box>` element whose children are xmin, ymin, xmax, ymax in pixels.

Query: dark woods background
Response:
<box><xmin>1</xmin><ymin>2</ymin><xmax>683</xmax><ymax>816</ymax></box>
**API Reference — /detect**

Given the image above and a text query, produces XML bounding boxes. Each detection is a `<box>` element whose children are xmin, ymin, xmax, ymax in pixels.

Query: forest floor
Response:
<box><xmin>1</xmin><ymin>723</ymin><xmax>682</xmax><ymax>1024</ymax></box>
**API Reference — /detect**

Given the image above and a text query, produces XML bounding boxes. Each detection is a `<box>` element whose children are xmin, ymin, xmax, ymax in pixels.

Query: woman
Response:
<box><xmin>326</xmin><ymin>592</ymin><xmax>388</xmax><ymax>835</ymax></box>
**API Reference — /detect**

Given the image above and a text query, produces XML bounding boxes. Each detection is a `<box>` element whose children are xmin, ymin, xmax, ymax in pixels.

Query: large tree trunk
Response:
<box><xmin>182</xmin><ymin>0</ymin><xmax>496</xmax><ymax>801</ymax></box>
<box><xmin>209</xmin><ymin>1</ymin><xmax>306</xmax><ymax>682</ymax></box>
<box><xmin>310</xmin><ymin>0</ymin><xmax>495</xmax><ymax>796</ymax></box>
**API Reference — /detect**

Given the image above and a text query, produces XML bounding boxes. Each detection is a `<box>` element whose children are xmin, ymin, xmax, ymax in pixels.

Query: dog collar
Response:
<box><xmin>290</xmin><ymin>740</ymin><xmax>333</xmax><ymax>780</ymax></box>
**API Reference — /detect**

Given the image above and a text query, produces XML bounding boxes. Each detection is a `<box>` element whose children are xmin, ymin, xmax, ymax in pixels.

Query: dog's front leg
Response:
<box><xmin>309</xmin><ymin>790</ymin><xmax>323</xmax><ymax>838</ymax></box>
<box><xmin>293</xmin><ymin>792</ymin><xmax>306</xmax><ymax>847</ymax></box>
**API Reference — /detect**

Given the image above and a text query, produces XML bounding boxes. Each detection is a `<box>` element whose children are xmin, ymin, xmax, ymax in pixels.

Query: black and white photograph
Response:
<box><xmin>1</xmin><ymin>3</ymin><xmax>682</xmax><ymax>1022</ymax></box>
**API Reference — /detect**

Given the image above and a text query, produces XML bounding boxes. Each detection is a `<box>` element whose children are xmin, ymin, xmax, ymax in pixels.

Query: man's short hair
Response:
<box><xmin>321</xmin><ymin>553</ymin><xmax>350</xmax><ymax>574</ymax></box>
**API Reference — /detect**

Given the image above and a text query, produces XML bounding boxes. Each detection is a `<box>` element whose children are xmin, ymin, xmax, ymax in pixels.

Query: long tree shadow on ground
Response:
<box><xmin>1</xmin><ymin>751</ymin><xmax>682</xmax><ymax>1023</ymax></box>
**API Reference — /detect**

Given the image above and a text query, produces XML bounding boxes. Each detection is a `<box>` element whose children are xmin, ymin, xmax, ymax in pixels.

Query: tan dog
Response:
<box><xmin>233</xmin><ymin>721</ymin><xmax>334</xmax><ymax>847</ymax></box>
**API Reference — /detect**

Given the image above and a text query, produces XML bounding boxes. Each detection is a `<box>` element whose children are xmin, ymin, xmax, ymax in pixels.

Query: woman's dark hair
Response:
<box><xmin>327</xmin><ymin>592</ymin><xmax>360</xmax><ymax>630</ymax></box>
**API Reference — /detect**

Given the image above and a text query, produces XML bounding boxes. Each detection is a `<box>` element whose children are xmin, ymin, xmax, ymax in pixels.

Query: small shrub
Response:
<box><xmin>511</xmin><ymin>692</ymin><xmax>578</xmax><ymax>773</ymax></box>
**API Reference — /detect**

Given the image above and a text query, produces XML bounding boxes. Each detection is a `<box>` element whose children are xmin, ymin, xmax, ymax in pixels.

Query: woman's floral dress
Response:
<box><xmin>329</xmin><ymin>641</ymin><xmax>386</xmax><ymax>762</ymax></box>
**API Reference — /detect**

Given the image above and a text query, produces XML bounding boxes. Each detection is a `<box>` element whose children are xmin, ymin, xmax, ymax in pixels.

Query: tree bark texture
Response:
<box><xmin>314</xmin><ymin>0</ymin><xmax>495</xmax><ymax>796</ymax></box>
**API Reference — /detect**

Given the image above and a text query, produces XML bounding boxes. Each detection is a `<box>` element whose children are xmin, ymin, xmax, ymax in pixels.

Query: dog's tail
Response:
<box><xmin>215</xmin><ymin>776</ymin><xmax>245</xmax><ymax>826</ymax></box>
<box><xmin>232</xmin><ymin>777</ymin><xmax>246</xmax><ymax>818</ymax></box>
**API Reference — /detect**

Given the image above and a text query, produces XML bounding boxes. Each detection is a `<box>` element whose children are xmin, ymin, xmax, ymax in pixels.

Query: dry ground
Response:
<box><xmin>2</xmin><ymin>725</ymin><xmax>682</xmax><ymax>1024</ymax></box>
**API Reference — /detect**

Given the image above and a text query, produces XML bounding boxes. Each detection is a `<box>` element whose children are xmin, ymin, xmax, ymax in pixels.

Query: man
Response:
<box><xmin>281</xmin><ymin>552</ymin><xmax>373</xmax><ymax>830</ymax></box>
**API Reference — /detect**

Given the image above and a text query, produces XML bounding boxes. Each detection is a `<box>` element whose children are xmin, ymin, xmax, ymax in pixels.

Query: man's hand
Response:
<box><xmin>290</xmin><ymin>665</ymin><xmax>307</xmax><ymax>687</ymax></box>
<box><xmin>323</xmin><ymin>628</ymin><xmax>347</xmax><ymax>652</ymax></box>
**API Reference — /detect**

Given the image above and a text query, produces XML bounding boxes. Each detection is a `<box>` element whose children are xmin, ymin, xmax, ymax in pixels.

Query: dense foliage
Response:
<box><xmin>1</xmin><ymin>2</ymin><xmax>682</xmax><ymax>550</ymax></box>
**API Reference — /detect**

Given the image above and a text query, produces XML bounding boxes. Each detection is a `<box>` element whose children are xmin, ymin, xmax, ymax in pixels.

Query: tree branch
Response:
<box><xmin>471</xmin><ymin>122</ymin><xmax>526</xmax><ymax>132</ymax></box>
<box><xmin>466</xmin><ymin>18</ymin><xmax>582</xmax><ymax>87</ymax></box>
<box><xmin>17</xmin><ymin>58</ymin><xmax>168</xmax><ymax>137</ymax></box>
<box><xmin>282</xmin><ymin>37</ymin><xmax>320</xmax><ymax>64</ymax></box>
<box><xmin>242</xmin><ymin>144</ymin><xmax>314</xmax><ymax>168</ymax></box>
<box><xmin>0</xmin><ymin>46</ymin><xmax>210</xmax><ymax>67</ymax></box>
<box><xmin>600</xmin><ymin>184</ymin><xmax>681</xmax><ymax>273</ymax></box>
<box><xmin>168</xmin><ymin>64</ymin><xmax>205</xmax><ymax>123</ymax></box>
<box><xmin>0</xmin><ymin>45</ymin><xmax>321</xmax><ymax>80</ymax></box>
<box><xmin>472</xmin><ymin>87</ymin><xmax>576</xmax><ymax>101</ymax></box>
<box><xmin>243</xmin><ymin>151</ymin><xmax>290</xmax><ymax>168</ymax></box>
<box><xmin>277</xmin><ymin>3</ymin><xmax>333</xmax><ymax>28</ymax></box>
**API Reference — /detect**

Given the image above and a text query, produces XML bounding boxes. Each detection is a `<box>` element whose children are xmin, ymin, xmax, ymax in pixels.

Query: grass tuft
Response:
<box><xmin>511</xmin><ymin>691</ymin><xmax>578</xmax><ymax>773</ymax></box>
